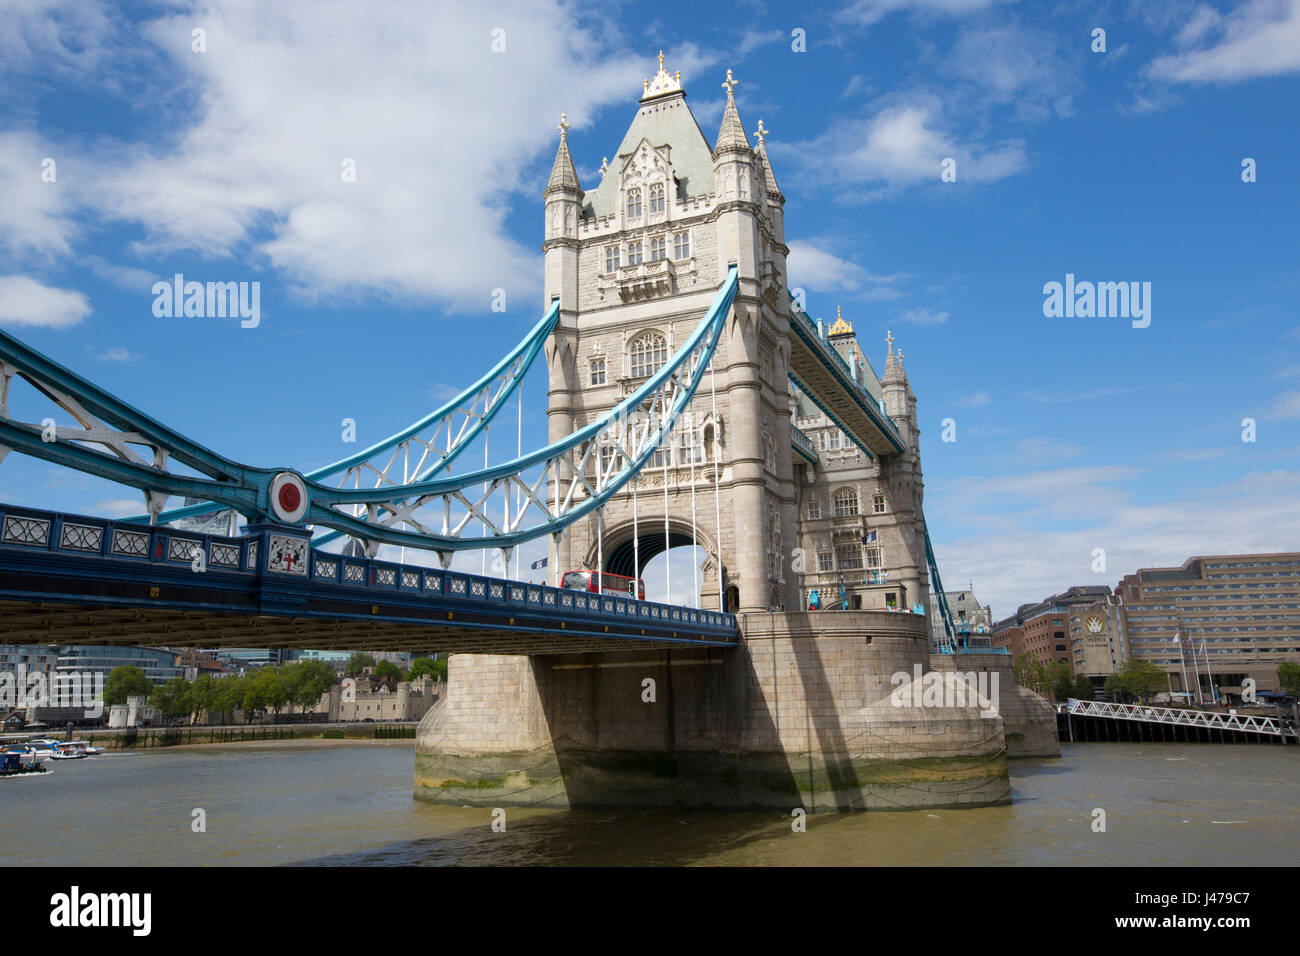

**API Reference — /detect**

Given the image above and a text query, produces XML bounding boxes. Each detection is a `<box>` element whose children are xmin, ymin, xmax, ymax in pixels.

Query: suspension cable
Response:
<box><xmin>481</xmin><ymin>424</ymin><xmax>489</xmax><ymax>576</ymax></box>
<box><xmin>689</xmin><ymin>406</ymin><xmax>698</xmax><ymax>607</ymax></box>
<box><xmin>662</xmin><ymin>386</ymin><xmax>671</xmax><ymax>606</ymax></box>
<box><xmin>515</xmin><ymin>379</ymin><xmax>522</xmax><ymax>580</ymax></box>
<box><xmin>632</xmin><ymin>471</ymin><xmax>640</xmax><ymax>588</ymax></box>
<box><xmin>709</xmin><ymin>357</ymin><xmax>723</xmax><ymax>612</ymax></box>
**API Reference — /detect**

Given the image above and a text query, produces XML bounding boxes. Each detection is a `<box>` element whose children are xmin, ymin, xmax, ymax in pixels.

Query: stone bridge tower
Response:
<box><xmin>543</xmin><ymin>56</ymin><xmax>798</xmax><ymax>612</ymax></box>
<box><xmin>414</xmin><ymin>58</ymin><xmax>1056</xmax><ymax>812</ymax></box>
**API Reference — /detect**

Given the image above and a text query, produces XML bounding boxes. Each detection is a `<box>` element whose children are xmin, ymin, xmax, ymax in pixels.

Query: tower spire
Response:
<box><xmin>544</xmin><ymin>112</ymin><xmax>582</xmax><ymax>197</ymax></box>
<box><xmin>715</xmin><ymin>69</ymin><xmax>749</xmax><ymax>155</ymax></box>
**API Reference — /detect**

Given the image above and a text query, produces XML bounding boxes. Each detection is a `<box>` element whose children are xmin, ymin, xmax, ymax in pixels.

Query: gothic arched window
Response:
<box><xmin>629</xmin><ymin>331</ymin><xmax>668</xmax><ymax>379</ymax></box>
<box><xmin>833</xmin><ymin>487</ymin><xmax>859</xmax><ymax>518</ymax></box>
<box><xmin>649</xmin><ymin>182</ymin><xmax>665</xmax><ymax>213</ymax></box>
<box><xmin>626</xmin><ymin>188</ymin><xmax>642</xmax><ymax>219</ymax></box>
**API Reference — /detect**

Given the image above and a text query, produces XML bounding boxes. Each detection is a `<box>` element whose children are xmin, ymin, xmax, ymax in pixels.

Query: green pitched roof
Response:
<box><xmin>583</xmin><ymin>91</ymin><xmax>716</xmax><ymax>219</ymax></box>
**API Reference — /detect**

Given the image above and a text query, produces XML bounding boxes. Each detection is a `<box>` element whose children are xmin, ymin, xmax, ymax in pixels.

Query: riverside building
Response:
<box><xmin>1114</xmin><ymin>552</ymin><xmax>1300</xmax><ymax>701</ymax></box>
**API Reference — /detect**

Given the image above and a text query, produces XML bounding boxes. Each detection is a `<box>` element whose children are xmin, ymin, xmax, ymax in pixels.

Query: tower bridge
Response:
<box><xmin>0</xmin><ymin>54</ymin><xmax>1058</xmax><ymax>811</ymax></box>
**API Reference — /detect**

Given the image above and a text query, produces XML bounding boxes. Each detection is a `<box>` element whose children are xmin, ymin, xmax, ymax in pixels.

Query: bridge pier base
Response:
<box><xmin>415</xmin><ymin>611</ymin><xmax>1036</xmax><ymax>812</ymax></box>
<box><xmin>929</xmin><ymin>651</ymin><xmax>1060</xmax><ymax>758</ymax></box>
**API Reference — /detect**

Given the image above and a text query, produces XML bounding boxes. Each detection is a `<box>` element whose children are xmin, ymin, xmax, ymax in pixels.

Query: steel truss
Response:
<box><xmin>1067</xmin><ymin>698</ymin><xmax>1291</xmax><ymax>737</ymax></box>
<box><xmin>0</xmin><ymin>269</ymin><xmax>737</xmax><ymax>557</ymax></box>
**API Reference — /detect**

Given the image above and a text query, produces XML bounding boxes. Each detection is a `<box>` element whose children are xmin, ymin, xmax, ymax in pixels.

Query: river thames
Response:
<box><xmin>2</xmin><ymin>741</ymin><xmax>1296</xmax><ymax>866</ymax></box>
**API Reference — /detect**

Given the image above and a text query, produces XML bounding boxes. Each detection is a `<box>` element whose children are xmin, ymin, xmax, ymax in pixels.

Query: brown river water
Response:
<box><xmin>1</xmin><ymin>742</ymin><xmax>1296</xmax><ymax>866</ymax></box>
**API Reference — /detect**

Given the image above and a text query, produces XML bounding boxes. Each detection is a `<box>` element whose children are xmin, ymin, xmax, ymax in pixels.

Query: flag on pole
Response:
<box><xmin>531</xmin><ymin>557</ymin><xmax>548</xmax><ymax>570</ymax></box>
<box><xmin>862</xmin><ymin>530</ymin><xmax>878</xmax><ymax>545</ymax></box>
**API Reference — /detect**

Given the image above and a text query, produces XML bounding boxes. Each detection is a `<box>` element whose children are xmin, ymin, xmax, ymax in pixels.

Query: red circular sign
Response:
<box><xmin>278</xmin><ymin>483</ymin><xmax>302</xmax><ymax>514</ymax></box>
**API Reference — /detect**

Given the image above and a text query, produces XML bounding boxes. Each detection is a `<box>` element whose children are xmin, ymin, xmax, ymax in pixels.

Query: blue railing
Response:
<box><xmin>0</xmin><ymin>504</ymin><xmax>739</xmax><ymax>639</ymax></box>
<box><xmin>790</xmin><ymin>423</ymin><xmax>819</xmax><ymax>463</ymax></box>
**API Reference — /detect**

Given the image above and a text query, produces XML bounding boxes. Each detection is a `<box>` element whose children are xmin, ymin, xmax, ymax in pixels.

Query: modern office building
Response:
<box><xmin>1064</xmin><ymin>593</ymin><xmax>1127</xmax><ymax>687</ymax></box>
<box><xmin>992</xmin><ymin>586</ymin><xmax>1113</xmax><ymax>674</ymax></box>
<box><xmin>1113</xmin><ymin>552</ymin><xmax>1300</xmax><ymax>700</ymax></box>
<box><xmin>56</xmin><ymin>645</ymin><xmax>184</xmax><ymax>684</ymax></box>
<box><xmin>0</xmin><ymin>644</ymin><xmax>60</xmax><ymax>674</ymax></box>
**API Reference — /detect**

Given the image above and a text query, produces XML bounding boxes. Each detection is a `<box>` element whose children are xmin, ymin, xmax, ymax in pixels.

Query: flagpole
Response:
<box><xmin>1174</xmin><ymin>632</ymin><xmax>1191</xmax><ymax>705</ymax></box>
<box><xmin>1200</xmin><ymin>634</ymin><xmax>1216</xmax><ymax>704</ymax></box>
<box><xmin>1188</xmin><ymin>632</ymin><xmax>1203</xmax><ymax>704</ymax></box>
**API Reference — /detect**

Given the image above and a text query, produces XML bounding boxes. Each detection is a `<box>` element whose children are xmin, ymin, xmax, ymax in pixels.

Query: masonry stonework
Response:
<box><xmin>414</xmin><ymin>56</ymin><xmax>1055</xmax><ymax>812</ymax></box>
<box><xmin>416</xmin><ymin>610</ymin><xmax>1013</xmax><ymax>811</ymax></box>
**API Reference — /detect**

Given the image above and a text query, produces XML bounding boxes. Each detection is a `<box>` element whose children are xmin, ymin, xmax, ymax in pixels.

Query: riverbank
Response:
<box><xmin>135</xmin><ymin>737</ymin><xmax>415</xmax><ymax>753</ymax></box>
<box><xmin>2</xmin><ymin>721</ymin><xmax>418</xmax><ymax>751</ymax></box>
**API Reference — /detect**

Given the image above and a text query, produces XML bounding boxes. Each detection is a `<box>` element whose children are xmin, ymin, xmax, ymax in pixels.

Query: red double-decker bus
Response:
<box><xmin>560</xmin><ymin>569</ymin><xmax>646</xmax><ymax>600</ymax></box>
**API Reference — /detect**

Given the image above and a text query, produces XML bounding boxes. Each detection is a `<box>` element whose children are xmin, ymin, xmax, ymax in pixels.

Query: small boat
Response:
<box><xmin>62</xmin><ymin>740</ymin><xmax>103</xmax><ymax>756</ymax></box>
<box><xmin>23</xmin><ymin>739</ymin><xmax>83</xmax><ymax>760</ymax></box>
<box><xmin>50</xmin><ymin>743</ymin><xmax>87</xmax><ymax>760</ymax></box>
<box><xmin>1</xmin><ymin>749</ymin><xmax>50</xmax><ymax>776</ymax></box>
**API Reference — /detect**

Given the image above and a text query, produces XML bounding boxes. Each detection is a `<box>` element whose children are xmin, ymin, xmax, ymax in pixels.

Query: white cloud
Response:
<box><xmin>1264</xmin><ymin>389</ymin><xmax>1300</xmax><ymax>420</ymax></box>
<box><xmin>1147</xmin><ymin>0</ymin><xmax>1300</xmax><ymax>84</ymax></box>
<box><xmin>1016</xmin><ymin>437</ymin><xmax>1084</xmax><ymax>460</ymax></box>
<box><xmin>934</xmin><ymin>468</ymin><xmax>1300</xmax><ymax>618</ymax></box>
<box><xmin>1151</xmin><ymin>447</ymin><xmax>1229</xmax><ymax>462</ymax></box>
<box><xmin>0</xmin><ymin>0</ymin><xmax>115</xmax><ymax>81</ymax></box>
<box><xmin>735</xmin><ymin>28</ymin><xmax>785</xmax><ymax>57</ymax></box>
<box><xmin>838</xmin><ymin>0</ymin><xmax>1012</xmax><ymax>27</ymax></box>
<box><xmin>85</xmin><ymin>256</ymin><xmax>159</xmax><ymax>293</ymax></box>
<box><xmin>97</xmin><ymin>346</ymin><xmax>139</xmax><ymax>362</ymax></box>
<box><xmin>786</xmin><ymin>239</ymin><xmax>904</xmax><ymax>297</ymax></box>
<box><xmin>0</xmin><ymin>275</ymin><xmax>90</xmax><ymax>328</ymax></box>
<box><xmin>944</xmin><ymin>24</ymin><xmax>1080</xmax><ymax>120</ymax></box>
<box><xmin>0</xmin><ymin>130</ymin><xmax>77</xmax><ymax>259</ymax></box>
<box><xmin>95</xmin><ymin>498</ymin><xmax>147</xmax><ymax>518</ymax></box>
<box><xmin>6</xmin><ymin>1</ymin><xmax>671</xmax><ymax>314</ymax></box>
<box><xmin>899</xmin><ymin>306</ymin><xmax>948</xmax><ymax>325</ymax></box>
<box><xmin>784</xmin><ymin>98</ymin><xmax>1027</xmax><ymax>197</ymax></box>
<box><xmin>955</xmin><ymin>391</ymin><xmax>991</xmax><ymax>407</ymax></box>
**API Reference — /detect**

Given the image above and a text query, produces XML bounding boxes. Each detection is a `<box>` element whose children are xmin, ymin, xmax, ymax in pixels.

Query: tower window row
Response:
<box><xmin>625</xmin><ymin>183</ymin><xmax>667</xmax><ymax>219</ymax></box>
<box><xmin>604</xmin><ymin>232</ymin><xmax>691</xmax><ymax>274</ymax></box>
<box><xmin>815</xmin><ymin>545</ymin><xmax>886</xmax><ymax>573</ymax></box>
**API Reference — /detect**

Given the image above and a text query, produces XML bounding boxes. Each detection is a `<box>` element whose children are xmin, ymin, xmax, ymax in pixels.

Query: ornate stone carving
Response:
<box><xmin>617</xmin><ymin>258</ymin><xmax>675</xmax><ymax>301</ymax></box>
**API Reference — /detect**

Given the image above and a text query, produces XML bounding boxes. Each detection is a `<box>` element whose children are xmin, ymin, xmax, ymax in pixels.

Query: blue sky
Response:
<box><xmin>1</xmin><ymin>0</ymin><xmax>1297</xmax><ymax>616</ymax></box>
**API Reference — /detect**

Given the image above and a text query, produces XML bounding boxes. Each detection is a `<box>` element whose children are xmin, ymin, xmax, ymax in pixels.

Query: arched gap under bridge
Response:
<box><xmin>588</xmin><ymin>519</ymin><xmax>720</xmax><ymax>608</ymax></box>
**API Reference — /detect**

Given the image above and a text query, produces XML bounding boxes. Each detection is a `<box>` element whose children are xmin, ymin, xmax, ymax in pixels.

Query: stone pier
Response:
<box><xmin>415</xmin><ymin>610</ymin><xmax>1047</xmax><ymax>811</ymax></box>
<box><xmin>930</xmin><ymin>650</ymin><xmax>1061</xmax><ymax>758</ymax></box>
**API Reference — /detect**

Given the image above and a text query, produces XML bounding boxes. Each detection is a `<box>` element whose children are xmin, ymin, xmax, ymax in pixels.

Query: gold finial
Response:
<box><xmin>642</xmin><ymin>50</ymin><xmax>684</xmax><ymax>100</ymax></box>
<box><xmin>828</xmin><ymin>306</ymin><xmax>853</xmax><ymax>337</ymax></box>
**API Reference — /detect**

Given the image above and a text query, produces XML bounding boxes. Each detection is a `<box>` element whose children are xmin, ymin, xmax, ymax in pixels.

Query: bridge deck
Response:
<box><xmin>0</xmin><ymin>505</ymin><xmax>739</xmax><ymax>654</ymax></box>
<box><xmin>787</xmin><ymin>305</ymin><xmax>905</xmax><ymax>459</ymax></box>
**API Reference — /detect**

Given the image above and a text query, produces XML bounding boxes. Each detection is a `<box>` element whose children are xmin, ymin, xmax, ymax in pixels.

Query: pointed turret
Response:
<box><xmin>544</xmin><ymin>113</ymin><xmax>583</xmax><ymax>199</ymax></box>
<box><xmin>542</xmin><ymin>113</ymin><xmax>582</xmax><ymax>319</ymax></box>
<box><xmin>714</xmin><ymin>70</ymin><xmax>750</xmax><ymax>157</ymax></box>
<box><xmin>753</xmin><ymin>119</ymin><xmax>782</xmax><ymax>198</ymax></box>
